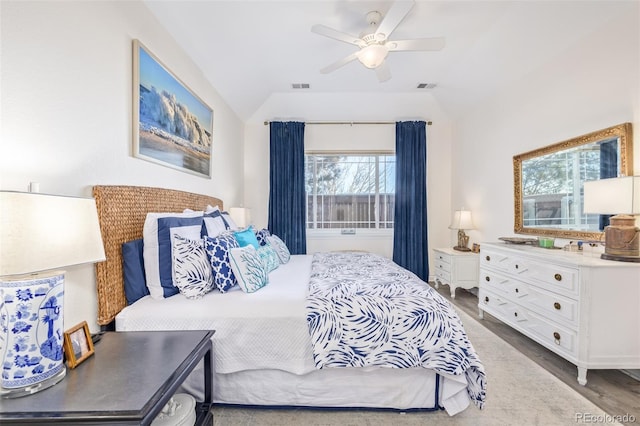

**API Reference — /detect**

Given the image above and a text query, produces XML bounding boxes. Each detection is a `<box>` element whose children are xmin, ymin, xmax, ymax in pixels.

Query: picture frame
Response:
<box><xmin>63</xmin><ymin>321</ymin><xmax>95</xmax><ymax>369</ymax></box>
<box><xmin>472</xmin><ymin>243</ymin><xmax>481</xmax><ymax>253</ymax></box>
<box><xmin>132</xmin><ymin>39</ymin><xmax>213</xmax><ymax>178</ymax></box>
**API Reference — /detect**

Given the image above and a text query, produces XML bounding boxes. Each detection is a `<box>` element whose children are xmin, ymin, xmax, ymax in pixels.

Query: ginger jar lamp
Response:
<box><xmin>0</xmin><ymin>191</ymin><xmax>106</xmax><ymax>398</ymax></box>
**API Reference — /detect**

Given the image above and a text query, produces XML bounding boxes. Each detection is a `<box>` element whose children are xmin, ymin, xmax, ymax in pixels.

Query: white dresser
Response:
<box><xmin>433</xmin><ymin>247</ymin><xmax>479</xmax><ymax>298</ymax></box>
<box><xmin>478</xmin><ymin>242</ymin><xmax>640</xmax><ymax>385</ymax></box>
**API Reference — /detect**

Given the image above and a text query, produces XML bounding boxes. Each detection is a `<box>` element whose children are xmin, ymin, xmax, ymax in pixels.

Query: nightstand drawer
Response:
<box><xmin>434</xmin><ymin>251</ymin><xmax>452</xmax><ymax>266</ymax></box>
<box><xmin>435</xmin><ymin>268</ymin><xmax>451</xmax><ymax>283</ymax></box>
<box><xmin>434</xmin><ymin>259</ymin><xmax>451</xmax><ymax>273</ymax></box>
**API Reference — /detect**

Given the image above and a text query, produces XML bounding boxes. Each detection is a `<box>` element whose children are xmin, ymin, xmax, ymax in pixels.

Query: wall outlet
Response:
<box><xmin>341</xmin><ymin>228</ymin><xmax>356</xmax><ymax>235</ymax></box>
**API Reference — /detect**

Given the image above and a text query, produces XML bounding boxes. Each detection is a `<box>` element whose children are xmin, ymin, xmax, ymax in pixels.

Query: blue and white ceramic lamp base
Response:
<box><xmin>0</xmin><ymin>271</ymin><xmax>66</xmax><ymax>398</ymax></box>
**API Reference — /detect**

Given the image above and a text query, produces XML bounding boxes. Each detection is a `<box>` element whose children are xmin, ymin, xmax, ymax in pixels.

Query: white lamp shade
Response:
<box><xmin>357</xmin><ymin>44</ymin><xmax>389</xmax><ymax>69</ymax></box>
<box><xmin>229</xmin><ymin>207</ymin><xmax>251</xmax><ymax>228</ymax></box>
<box><xmin>449</xmin><ymin>209</ymin><xmax>474</xmax><ymax>230</ymax></box>
<box><xmin>0</xmin><ymin>191</ymin><xmax>106</xmax><ymax>276</ymax></box>
<box><xmin>583</xmin><ymin>176</ymin><xmax>640</xmax><ymax>215</ymax></box>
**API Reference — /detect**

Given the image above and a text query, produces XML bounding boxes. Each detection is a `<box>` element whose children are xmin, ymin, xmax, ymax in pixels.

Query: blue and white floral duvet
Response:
<box><xmin>306</xmin><ymin>252</ymin><xmax>486</xmax><ymax>409</ymax></box>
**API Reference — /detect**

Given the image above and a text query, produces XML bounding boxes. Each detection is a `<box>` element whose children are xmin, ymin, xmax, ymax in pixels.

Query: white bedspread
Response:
<box><xmin>116</xmin><ymin>255</ymin><xmax>316</xmax><ymax>374</ymax></box>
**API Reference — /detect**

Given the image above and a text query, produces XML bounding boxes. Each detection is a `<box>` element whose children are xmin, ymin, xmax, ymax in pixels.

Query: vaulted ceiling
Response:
<box><xmin>143</xmin><ymin>1</ymin><xmax>634</xmax><ymax>121</ymax></box>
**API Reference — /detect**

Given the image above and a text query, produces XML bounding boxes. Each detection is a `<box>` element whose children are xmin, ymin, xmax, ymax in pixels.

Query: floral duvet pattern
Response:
<box><xmin>306</xmin><ymin>252</ymin><xmax>486</xmax><ymax>409</ymax></box>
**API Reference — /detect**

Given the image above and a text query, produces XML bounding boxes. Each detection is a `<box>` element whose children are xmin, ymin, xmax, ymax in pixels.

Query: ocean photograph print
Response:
<box><xmin>133</xmin><ymin>39</ymin><xmax>213</xmax><ymax>178</ymax></box>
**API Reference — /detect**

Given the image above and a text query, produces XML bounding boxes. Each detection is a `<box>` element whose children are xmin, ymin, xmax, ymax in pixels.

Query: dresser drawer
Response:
<box><xmin>480</xmin><ymin>269</ymin><xmax>578</xmax><ymax>327</ymax></box>
<box><xmin>479</xmin><ymin>288</ymin><xmax>577</xmax><ymax>357</ymax></box>
<box><xmin>481</xmin><ymin>248</ymin><xmax>578</xmax><ymax>297</ymax></box>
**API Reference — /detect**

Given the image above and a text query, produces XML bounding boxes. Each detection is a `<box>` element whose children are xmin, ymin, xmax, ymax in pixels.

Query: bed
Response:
<box><xmin>92</xmin><ymin>185</ymin><xmax>486</xmax><ymax>416</ymax></box>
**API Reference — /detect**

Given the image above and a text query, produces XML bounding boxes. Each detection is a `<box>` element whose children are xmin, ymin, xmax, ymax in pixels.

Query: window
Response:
<box><xmin>305</xmin><ymin>153</ymin><xmax>395</xmax><ymax>229</ymax></box>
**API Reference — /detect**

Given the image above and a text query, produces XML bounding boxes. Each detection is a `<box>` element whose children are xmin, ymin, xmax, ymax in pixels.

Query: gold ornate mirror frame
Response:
<box><xmin>514</xmin><ymin>122</ymin><xmax>633</xmax><ymax>240</ymax></box>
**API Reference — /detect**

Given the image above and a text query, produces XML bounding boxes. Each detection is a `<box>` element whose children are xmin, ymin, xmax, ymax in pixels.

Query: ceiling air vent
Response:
<box><xmin>292</xmin><ymin>83</ymin><xmax>310</xmax><ymax>89</ymax></box>
<box><xmin>417</xmin><ymin>83</ymin><xmax>437</xmax><ymax>89</ymax></box>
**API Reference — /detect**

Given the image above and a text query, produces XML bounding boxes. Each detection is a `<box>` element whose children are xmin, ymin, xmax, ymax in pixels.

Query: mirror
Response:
<box><xmin>514</xmin><ymin>122</ymin><xmax>633</xmax><ymax>240</ymax></box>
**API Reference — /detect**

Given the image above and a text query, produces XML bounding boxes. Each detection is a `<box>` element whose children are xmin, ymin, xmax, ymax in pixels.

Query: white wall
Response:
<box><xmin>452</xmin><ymin>5</ymin><xmax>640</xmax><ymax>247</ymax></box>
<box><xmin>243</xmin><ymin>92</ymin><xmax>454</xmax><ymax>260</ymax></box>
<box><xmin>0</xmin><ymin>1</ymin><xmax>245</xmax><ymax>332</ymax></box>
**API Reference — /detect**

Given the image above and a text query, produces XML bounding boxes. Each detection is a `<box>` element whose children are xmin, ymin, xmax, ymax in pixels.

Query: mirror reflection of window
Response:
<box><xmin>513</xmin><ymin>122</ymin><xmax>632</xmax><ymax>240</ymax></box>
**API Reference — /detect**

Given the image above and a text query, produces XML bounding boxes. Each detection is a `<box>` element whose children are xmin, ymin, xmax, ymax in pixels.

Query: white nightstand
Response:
<box><xmin>432</xmin><ymin>247</ymin><xmax>479</xmax><ymax>298</ymax></box>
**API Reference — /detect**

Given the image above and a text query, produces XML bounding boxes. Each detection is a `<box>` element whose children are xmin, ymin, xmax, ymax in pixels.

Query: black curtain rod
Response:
<box><xmin>263</xmin><ymin>120</ymin><xmax>433</xmax><ymax>126</ymax></box>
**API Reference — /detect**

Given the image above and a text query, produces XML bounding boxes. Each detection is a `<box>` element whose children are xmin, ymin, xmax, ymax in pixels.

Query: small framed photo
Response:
<box><xmin>63</xmin><ymin>321</ymin><xmax>95</xmax><ymax>369</ymax></box>
<box><xmin>472</xmin><ymin>243</ymin><xmax>481</xmax><ymax>253</ymax></box>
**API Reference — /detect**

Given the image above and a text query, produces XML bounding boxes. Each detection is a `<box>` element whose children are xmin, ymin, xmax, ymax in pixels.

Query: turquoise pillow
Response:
<box><xmin>233</xmin><ymin>226</ymin><xmax>260</xmax><ymax>248</ymax></box>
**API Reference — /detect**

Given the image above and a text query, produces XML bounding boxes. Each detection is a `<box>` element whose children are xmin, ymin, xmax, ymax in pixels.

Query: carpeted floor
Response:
<box><xmin>211</xmin><ymin>307</ymin><xmax>621</xmax><ymax>425</ymax></box>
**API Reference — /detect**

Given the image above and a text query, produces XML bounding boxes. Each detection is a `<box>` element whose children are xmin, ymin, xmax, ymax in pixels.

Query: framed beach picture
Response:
<box><xmin>63</xmin><ymin>321</ymin><xmax>95</xmax><ymax>369</ymax></box>
<box><xmin>133</xmin><ymin>39</ymin><xmax>213</xmax><ymax>178</ymax></box>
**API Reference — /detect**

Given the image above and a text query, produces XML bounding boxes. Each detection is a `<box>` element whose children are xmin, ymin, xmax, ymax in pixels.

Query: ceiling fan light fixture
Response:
<box><xmin>357</xmin><ymin>44</ymin><xmax>389</xmax><ymax>69</ymax></box>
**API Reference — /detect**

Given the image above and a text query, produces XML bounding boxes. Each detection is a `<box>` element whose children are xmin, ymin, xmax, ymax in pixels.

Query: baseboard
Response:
<box><xmin>621</xmin><ymin>369</ymin><xmax>640</xmax><ymax>381</ymax></box>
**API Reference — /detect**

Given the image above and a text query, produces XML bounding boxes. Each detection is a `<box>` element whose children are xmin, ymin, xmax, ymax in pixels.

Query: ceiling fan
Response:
<box><xmin>311</xmin><ymin>0</ymin><xmax>445</xmax><ymax>82</ymax></box>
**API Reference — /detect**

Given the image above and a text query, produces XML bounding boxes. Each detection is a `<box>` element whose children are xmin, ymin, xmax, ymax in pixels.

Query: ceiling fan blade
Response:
<box><xmin>387</xmin><ymin>37</ymin><xmax>446</xmax><ymax>51</ymax></box>
<box><xmin>375</xmin><ymin>61</ymin><xmax>391</xmax><ymax>82</ymax></box>
<box><xmin>375</xmin><ymin>0</ymin><xmax>415</xmax><ymax>40</ymax></box>
<box><xmin>311</xmin><ymin>24</ymin><xmax>365</xmax><ymax>47</ymax></box>
<box><xmin>320</xmin><ymin>52</ymin><xmax>359</xmax><ymax>74</ymax></box>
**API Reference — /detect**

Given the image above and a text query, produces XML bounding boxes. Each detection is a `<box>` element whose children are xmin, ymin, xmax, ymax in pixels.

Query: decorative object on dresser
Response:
<box><xmin>449</xmin><ymin>209</ymin><xmax>474</xmax><ymax>251</ymax></box>
<box><xmin>433</xmin><ymin>247</ymin><xmax>479</xmax><ymax>298</ymax></box>
<box><xmin>584</xmin><ymin>175</ymin><xmax>640</xmax><ymax>262</ymax></box>
<box><xmin>0</xmin><ymin>191</ymin><xmax>106</xmax><ymax>398</ymax></box>
<box><xmin>478</xmin><ymin>242</ymin><xmax>640</xmax><ymax>385</ymax></box>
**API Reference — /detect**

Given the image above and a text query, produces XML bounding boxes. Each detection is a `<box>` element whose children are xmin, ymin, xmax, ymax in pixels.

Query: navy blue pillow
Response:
<box><xmin>122</xmin><ymin>239</ymin><xmax>149</xmax><ymax>305</ymax></box>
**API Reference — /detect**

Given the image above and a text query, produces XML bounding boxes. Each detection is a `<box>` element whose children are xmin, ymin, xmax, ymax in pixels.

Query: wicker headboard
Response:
<box><xmin>92</xmin><ymin>185</ymin><xmax>223</xmax><ymax>326</ymax></box>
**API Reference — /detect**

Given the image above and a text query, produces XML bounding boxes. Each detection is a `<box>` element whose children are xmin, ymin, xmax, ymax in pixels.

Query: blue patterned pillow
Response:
<box><xmin>266</xmin><ymin>235</ymin><xmax>290</xmax><ymax>264</ymax></box>
<box><xmin>256</xmin><ymin>245</ymin><xmax>279</xmax><ymax>273</ymax></box>
<box><xmin>228</xmin><ymin>246</ymin><xmax>269</xmax><ymax>293</ymax></box>
<box><xmin>255</xmin><ymin>228</ymin><xmax>271</xmax><ymax>246</ymax></box>
<box><xmin>204</xmin><ymin>233</ymin><xmax>239</xmax><ymax>292</ymax></box>
<box><xmin>171</xmin><ymin>235</ymin><xmax>214</xmax><ymax>299</ymax></box>
<box><xmin>143</xmin><ymin>212</ymin><xmax>204</xmax><ymax>299</ymax></box>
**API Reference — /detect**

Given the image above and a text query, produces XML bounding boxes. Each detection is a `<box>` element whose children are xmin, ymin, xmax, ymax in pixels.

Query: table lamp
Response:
<box><xmin>229</xmin><ymin>207</ymin><xmax>251</xmax><ymax>228</ymax></box>
<box><xmin>0</xmin><ymin>191</ymin><xmax>106</xmax><ymax>398</ymax></box>
<box><xmin>583</xmin><ymin>176</ymin><xmax>640</xmax><ymax>262</ymax></box>
<box><xmin>449</xmin><ymin>209</ymin><xmax>474</xmax><ymax>252</ymax></box>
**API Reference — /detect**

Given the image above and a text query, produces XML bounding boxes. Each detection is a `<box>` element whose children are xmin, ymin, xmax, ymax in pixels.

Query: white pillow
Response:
<box><xmin>143</xmin><ymin>211</ymin><xmax>204</xmax><ymax>299</ymax></box>
<box><xmin>203</xmin><ymin>207</ymin><xmax>227</xmax><ymax>237</ymax></box>
<box><xmin>266</xmin><ymin>235</ymin><xmax>290</xmax><ymax>264</ymax></box>
<box><xmin>171</xmin><ymin>234</ymin><xmax>214</xmax><ymax>299</ymax></box>
<box><xmin>228</xmin><ymin>245</ymin><xmax>269</xmax><ymax>293</ymax></box>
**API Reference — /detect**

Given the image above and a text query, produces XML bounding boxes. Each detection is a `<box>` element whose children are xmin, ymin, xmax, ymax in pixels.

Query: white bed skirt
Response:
<box><xmin>179</xmin><ymin>361</ymin><xmax>472</xmax><ymax>416</ymax></box>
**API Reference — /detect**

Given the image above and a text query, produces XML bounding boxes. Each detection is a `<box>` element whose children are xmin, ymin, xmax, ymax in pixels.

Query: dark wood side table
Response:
<box><xmin>0</xmin><ymin>330</ymin><xmax>214</xmax><ymax>425</ymax></box>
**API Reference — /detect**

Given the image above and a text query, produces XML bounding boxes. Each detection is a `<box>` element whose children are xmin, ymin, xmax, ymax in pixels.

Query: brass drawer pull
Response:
<box><xmin>553</xmin><ymin>332</ymin><xmax>561</xmax><ymax>344</ymax></box>
<box><xmin>485</xmin><ymin>255</ymin><xmax>491</xmax><ymax>261</ymax></box>
<box><xmin>554</xmin><ymin>273</ymin><xmax>562</xmax><ymax>281</ymax></box>
<box><xmin>554</xmin><ymin>302</ymin><xmax>561</xmax><ymax>310</ymax></box>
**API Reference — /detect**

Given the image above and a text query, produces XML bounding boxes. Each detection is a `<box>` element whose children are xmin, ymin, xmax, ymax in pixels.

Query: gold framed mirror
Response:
<box><xmin>514</xmin><ymin>122</ymin><xmax>633</xmax><ymax>240</ymax></box>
